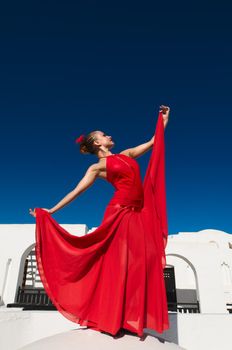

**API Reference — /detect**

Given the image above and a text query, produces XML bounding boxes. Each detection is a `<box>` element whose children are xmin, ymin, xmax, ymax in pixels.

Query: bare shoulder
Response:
<box><xmin>97</xmin><ymin>158</ymin><xmax>107</xmax><ymax>170</ymax></box>
<box><xmin>87</xmin><ymin>161</ymin><xmax>105</xmax><ymax>172</ymax></box>
<box><xmin>98</xmin><ymin>158</ymin><xmax>108</xmax><ymax>180</ymax></box>
<box><xmin>87</xmin><ymin>159</ymin><xmax>107</xmax><ymax>180</ymax></box>
<box><xmin>119</xmin><ymin>149</ymin><xmax>133</xmax><ymax>157</ymax></box>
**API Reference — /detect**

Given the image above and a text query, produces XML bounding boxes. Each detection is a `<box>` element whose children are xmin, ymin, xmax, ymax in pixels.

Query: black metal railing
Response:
<box><xmin>7</xmin><ymin>286</ymin><xmax>201</xmax><ymax>313</ymax></box>
<box><xmin>168</xmin><ymin>301</ymin><xmax>200</xmax><ymax>313</ymax></box>
<box><xmin>7</xmin><ymin>286</ymin><xmax>56</xmax><ymax>310</ymax></box>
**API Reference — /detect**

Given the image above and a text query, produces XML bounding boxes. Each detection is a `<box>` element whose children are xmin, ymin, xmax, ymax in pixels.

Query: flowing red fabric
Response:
<box><xmin>35</xmin><ymin>112</ymin><xmax>170</xmax><ymax>337</ymax></box>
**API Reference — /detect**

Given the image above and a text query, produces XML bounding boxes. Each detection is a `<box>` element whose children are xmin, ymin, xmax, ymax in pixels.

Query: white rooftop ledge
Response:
<box><xmin>18</xmin><ymin>328</ymin><xmax>186</xmax><ymax>350</ymax></box>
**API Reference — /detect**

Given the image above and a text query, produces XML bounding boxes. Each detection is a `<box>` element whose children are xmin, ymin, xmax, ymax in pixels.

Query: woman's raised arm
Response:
<box><xmin>120</xmin><ymin>105</ymin><xmax>170</xmax><ymax>159</ymax></box>
<box><xmin>120</xmin><ymin>139</ymin><xmax>154</xmax><ymax>159</ymax></box>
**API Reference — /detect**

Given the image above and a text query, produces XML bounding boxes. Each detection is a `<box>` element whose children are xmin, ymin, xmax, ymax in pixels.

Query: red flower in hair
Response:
<box><xmin>75</xmin><ymin>134</ymin><xmax>85</xmax><ymax>143</ymax></box>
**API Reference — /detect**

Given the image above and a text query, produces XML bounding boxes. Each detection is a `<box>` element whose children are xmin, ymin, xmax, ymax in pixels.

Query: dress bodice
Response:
<box><xmin>106</xmin><ymin>154</ymin><xmax>144</xmax><ymax>209</ymax></box>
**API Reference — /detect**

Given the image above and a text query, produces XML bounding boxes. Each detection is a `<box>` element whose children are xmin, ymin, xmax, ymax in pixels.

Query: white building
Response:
<box><xmin>0</xmin><ymin>225</ymin><xmax>232</xmax><ymax>350</ymax></box>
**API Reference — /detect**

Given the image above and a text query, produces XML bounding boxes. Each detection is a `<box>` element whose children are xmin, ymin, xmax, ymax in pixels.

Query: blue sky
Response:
<box><xmin>0</xmin><ymin>1</ymin><xmax>231</xmax><ymax>234</ymax></box>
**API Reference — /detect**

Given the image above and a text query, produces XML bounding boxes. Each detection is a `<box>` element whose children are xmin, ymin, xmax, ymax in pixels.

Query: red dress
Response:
<box><xmin>35</xmin><ymin>112</ymin><xmax>170</xmax><ymax>337</ymax></box>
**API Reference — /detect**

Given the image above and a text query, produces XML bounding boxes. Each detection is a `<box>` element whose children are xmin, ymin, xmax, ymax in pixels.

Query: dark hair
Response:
<box><xmin>79</xmin><ymin>131</ymin><xmax>99</xmax><ymax>155</ymax></box>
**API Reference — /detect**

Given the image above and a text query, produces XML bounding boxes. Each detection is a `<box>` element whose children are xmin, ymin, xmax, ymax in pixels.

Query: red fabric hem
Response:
<box><xmin>36</xmin><ymin>237</ymin><xmax>169</xmax><ymax>337</ymax></box>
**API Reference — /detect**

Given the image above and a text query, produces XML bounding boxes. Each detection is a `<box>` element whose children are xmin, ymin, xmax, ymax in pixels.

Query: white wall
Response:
<box><xmin>166</xmin><ymin>229</ymin><xmax>232</xmax><ymax>313</ymax></box>
<box><xmin>0</xmin><ymin>224</ymin><xmax>88</xmax><ymax>305</ymax></box>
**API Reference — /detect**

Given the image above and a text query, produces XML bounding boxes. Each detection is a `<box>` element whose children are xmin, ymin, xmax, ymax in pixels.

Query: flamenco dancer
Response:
<box><xmin>29</xmin><ymin>105</ymin><xmax>170</xmax><ymax>339</ymax></box>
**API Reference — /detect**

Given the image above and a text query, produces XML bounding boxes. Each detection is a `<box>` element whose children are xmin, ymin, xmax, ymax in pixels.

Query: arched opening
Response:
<box><xmin>221</xmin><ymin>262</ymin><xmax>232</xmax><ymax>286</ymax></box>
<box><xmin>7</xmin><ymin>245</ymin><xmax>56</xmax><ymax>310</ymax></box>
<box><xmin>164</xmin><ymin>254</ymin><xmax>200</xmax><ymax>313</ymax></box>
<box><xmin>221</xmin><ymin>261</ymin><xmax>232</xmax><ymax>313</ymax></box>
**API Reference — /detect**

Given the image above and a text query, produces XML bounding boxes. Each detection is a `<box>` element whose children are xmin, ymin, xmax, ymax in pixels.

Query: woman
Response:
<box><xmin>29</xmin><ymin>105</ymin><xmax>170</xmax><ymax>338</ymax></box>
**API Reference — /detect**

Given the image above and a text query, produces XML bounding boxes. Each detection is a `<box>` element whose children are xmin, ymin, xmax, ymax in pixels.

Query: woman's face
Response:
<box><xmin>95</xmin><ymin>131</ymin><xmax>115</xmax><ymax>148</ymax></box>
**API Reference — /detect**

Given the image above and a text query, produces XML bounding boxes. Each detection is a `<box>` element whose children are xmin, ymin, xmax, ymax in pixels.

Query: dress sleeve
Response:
<box><xmin>143</xmin><ymin>112</ymin><xmax>168</xmax><ymax>268</ymax></box>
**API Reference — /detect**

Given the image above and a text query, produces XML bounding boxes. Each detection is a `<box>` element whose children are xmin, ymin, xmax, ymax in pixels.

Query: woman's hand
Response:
<box><xmin>159</xmin><ymin>105</ymin><xmax>170</xmax><ymax>125</ymax></box>
<box><xmin>29</xmin><ymin>208</ymin><xmax>37</xmax><ymax>217</ymax></box>
<box><xmin>29</xmin><ymin>208</ymin><xmax>51</xmax><ymax>218</ymax></box>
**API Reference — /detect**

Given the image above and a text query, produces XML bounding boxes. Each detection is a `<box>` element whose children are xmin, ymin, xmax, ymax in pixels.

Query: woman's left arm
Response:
<box><xmin>120</xmin><ymin>105</ymin><xmax>170</xmax><ymax>159</ymax></box>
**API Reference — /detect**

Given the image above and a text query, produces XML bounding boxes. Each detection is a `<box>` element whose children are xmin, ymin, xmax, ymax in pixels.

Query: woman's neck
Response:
<box><xmin>98</xmin><ymin>151</ymin><xmax>114</xmax><ymax>159</ymax></box>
